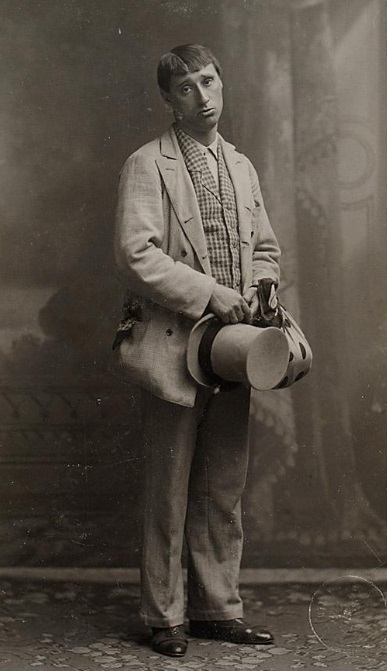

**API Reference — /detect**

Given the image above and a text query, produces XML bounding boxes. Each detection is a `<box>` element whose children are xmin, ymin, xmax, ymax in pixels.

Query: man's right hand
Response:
<box><xmin>208</xmin><ymin>285</ymin><xmax>252</xmax><ymax>324</ymax></box>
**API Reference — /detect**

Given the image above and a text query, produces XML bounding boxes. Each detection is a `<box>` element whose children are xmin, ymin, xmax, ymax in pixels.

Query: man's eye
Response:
<box><xmin>204</xmin><ymin>78</ymin><xmax>214</xmax><ymax>86</ymax></box>
<box><xmin>181</xmin><ymin>86</ymin><xmax>192</xmax><ymax>95</ymax></box>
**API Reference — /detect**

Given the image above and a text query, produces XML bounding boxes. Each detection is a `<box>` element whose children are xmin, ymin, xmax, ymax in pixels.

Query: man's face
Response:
<box><xmin>163</xmin><ymin>63</ymin><xmax>223</xmax><ymax>137</ymax></box>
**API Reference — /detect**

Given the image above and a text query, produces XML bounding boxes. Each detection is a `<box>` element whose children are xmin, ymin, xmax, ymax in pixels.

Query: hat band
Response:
<box><xmin>197</xmin><ymin>317</ymin><xmax>224</xmax><ymax>385</ymax></box>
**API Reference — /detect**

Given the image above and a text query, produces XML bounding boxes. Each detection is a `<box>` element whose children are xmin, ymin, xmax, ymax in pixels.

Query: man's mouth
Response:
<box><xmin>198</xmin><ymin>108</ymin><xmax>215</xmax><ymax>116</ymax></box>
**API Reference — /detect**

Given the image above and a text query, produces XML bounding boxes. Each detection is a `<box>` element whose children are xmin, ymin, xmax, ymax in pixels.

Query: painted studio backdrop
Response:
<box><xmin>0</xmin><ymin>0</ymin><xmax>385</xmax><ymax>568</ymax></box>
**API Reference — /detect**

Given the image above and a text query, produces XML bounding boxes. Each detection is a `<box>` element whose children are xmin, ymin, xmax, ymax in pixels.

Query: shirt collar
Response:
<box><xmin>175</xmin><ymin>125</ymin><xmax>218</xmax><ymax>160</ymax></box>
<box><xmin>190</xmin><ymin>134</ymin><xmax>218</xmax><ymax>160</ymax></box>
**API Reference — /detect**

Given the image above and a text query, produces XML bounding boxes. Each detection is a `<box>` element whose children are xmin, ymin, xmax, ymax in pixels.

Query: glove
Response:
<box><xmin>252</xmin><ymin>278</ymin><xmax>284</xmax><ymax>329</ymax></box>
<box><xmin>112</xmin><ymin>297</ymin><xmax>143</xmax><ymax>350</ymax></box>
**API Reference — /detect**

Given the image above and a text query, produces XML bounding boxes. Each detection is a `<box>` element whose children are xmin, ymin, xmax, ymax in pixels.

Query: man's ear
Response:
<box><xmin>160</xmin><ymin>88</ymin><xmax>172</xmax><ymax>111</ymax></box>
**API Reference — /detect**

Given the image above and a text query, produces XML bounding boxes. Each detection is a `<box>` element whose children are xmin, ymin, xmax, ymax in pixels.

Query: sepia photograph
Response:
<box><xmin>0</xmin><ymin>0</ymin><xmax>386</xmax><ymax>669</ymax></box>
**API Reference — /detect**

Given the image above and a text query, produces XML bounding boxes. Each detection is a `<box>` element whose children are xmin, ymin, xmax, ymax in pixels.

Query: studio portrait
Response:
<box><xmin>0</xmin><ymin>1</ymin><xmax>386</xmax><ymax>669</ymax></box>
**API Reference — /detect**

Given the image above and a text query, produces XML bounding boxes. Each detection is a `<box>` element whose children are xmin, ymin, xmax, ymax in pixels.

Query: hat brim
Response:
<box><xmin>187</xmin><ymin>313</ymin><xmax>218</xmax><ymax>387</ymax></box>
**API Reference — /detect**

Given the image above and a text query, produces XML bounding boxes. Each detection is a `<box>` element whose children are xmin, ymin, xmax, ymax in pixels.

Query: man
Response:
<box><xmin>114</xmin><ymin>44</ymin><xmax>281</xmax><ymax>658</ymax></box>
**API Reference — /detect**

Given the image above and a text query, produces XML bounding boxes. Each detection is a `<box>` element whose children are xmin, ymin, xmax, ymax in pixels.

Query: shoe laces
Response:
<box><xmin>169</xmin><ymin>625</ymin><xmax>182</xmax><ymax>636</ymax></box>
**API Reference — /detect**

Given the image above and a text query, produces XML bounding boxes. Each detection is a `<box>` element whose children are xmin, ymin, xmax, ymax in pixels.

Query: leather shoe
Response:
<box><xmin>151</xmin><ymin>625</ymin><xmax>188</xmax><ymax>657</ymax></box>
<box><xmin>189</xmin><ymin>618</ymin><xmax>274</xmax><ymax>645</ymax></box>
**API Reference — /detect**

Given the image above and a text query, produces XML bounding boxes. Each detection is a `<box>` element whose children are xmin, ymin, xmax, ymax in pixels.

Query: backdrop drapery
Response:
<box><xmin>220</xmin><ymin>0</ymin><xmax>386</xmax><ymax>564</ymax></box>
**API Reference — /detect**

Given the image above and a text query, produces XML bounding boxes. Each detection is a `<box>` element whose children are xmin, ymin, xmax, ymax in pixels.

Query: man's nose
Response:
<box><xmin>196</xmin><ymin>85</ymin><xmax>210</xmax><ymax>105</ymax></box>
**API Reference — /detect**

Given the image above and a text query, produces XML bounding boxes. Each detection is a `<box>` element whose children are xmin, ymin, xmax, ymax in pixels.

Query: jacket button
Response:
<box><xmin>181</xmin><ymin>250</ymin><xmax>187</xmax><ymax>257</ymax></box>
<box><xmin>166</xmin><ymin>329</ymin><xmax>173</xmax><ymax>336</ymax></box>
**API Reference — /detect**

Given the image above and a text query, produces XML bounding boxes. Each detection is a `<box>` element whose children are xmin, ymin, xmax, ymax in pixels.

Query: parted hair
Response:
<box><xmin>157</xmin><ymin>44</ymin><xmax>222</xmax><ymax>93</ymax></box>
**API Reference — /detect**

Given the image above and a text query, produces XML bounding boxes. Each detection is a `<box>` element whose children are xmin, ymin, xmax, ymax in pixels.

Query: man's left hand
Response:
<box><xmin>243</xmin><ymin>287</ymin><xmax>259</xmax><ymax>320</ymax></box>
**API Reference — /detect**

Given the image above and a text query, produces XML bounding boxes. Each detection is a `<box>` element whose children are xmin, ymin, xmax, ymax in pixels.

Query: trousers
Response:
<box><xmin>139</xmin><ymin>383</ymin><xmax>251</xmax><ymax>627</ymax></box>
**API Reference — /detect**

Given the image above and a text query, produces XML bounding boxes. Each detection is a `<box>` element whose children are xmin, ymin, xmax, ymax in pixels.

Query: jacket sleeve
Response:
<box><xmin>114</xmin><ymin>151</ymin><xmax>216</xmax><ymax>321</ymax></box>
<box><xmin>247</xmin><ymin>158</ymin><xmax>281</xmax><ymax>287</ymax></box>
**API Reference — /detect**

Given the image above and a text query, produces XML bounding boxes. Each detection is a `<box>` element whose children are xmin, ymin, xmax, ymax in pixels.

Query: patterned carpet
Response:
<box><xmin>0</xmin><ymin>580</ymin><xmax>386</xmax><ymax>670</ymax></box>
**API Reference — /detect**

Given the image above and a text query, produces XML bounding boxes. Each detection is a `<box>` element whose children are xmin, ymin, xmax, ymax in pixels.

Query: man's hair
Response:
<box><xmin>157</xmin><ymin>44</ymin><xmax>222</xmax><ymax>93</ymax></box>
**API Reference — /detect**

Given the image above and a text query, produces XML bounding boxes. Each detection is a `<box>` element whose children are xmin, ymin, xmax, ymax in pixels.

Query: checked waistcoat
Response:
<box><xmin>174</xmin><ymin>126</ymin><xmax>241</xmax><ymax>291</ymax></box>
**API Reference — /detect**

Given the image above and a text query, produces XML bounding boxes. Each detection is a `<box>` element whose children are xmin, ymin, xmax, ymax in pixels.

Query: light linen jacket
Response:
<box><xmin>114</xmin><ymin>126</ymin><xmax>281</xmax><ymax>407</ymax></box>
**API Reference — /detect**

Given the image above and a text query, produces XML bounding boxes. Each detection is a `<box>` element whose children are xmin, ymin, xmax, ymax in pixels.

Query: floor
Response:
<box><xmin>0</xmin><ymin>579</ymin><xmax>386</xmax><ymax>671</ymax></box>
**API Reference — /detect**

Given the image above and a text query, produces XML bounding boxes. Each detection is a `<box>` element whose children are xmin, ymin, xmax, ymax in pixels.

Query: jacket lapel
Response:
<box><xmin>220</xmin><ymin>136</ymin><xmax>254</xmax><ymax>292</ymax></box>
<box><xmin>156</xmin><ymin>128</ymin><xmax>211</xmax><ymax>275</ymax></box>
